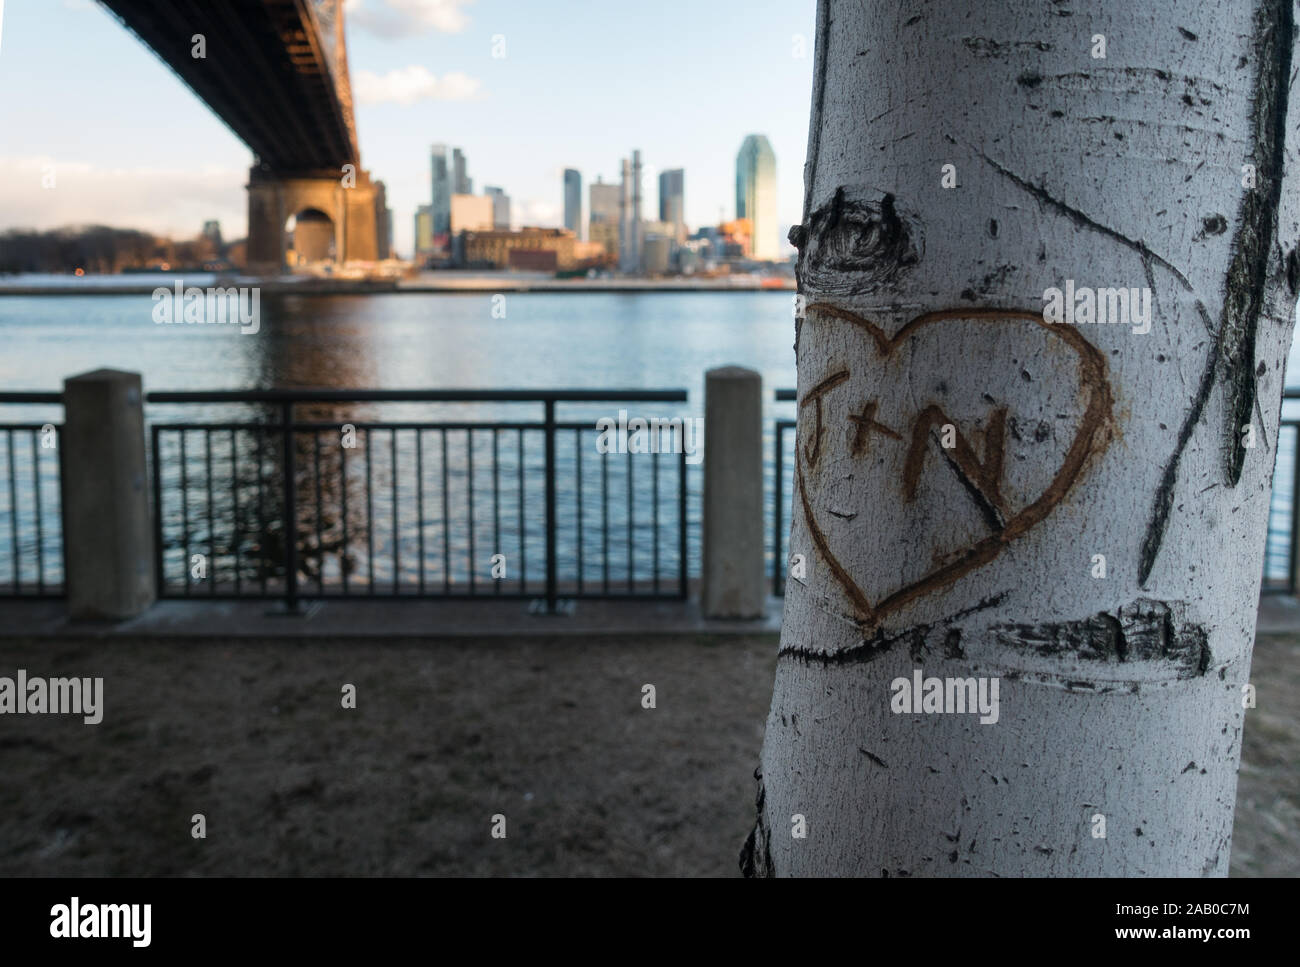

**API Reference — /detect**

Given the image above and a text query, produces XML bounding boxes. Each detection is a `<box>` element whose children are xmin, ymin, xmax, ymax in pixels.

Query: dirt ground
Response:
<box><xmin>0</xmin><ymin>632</ymin><xmax>1294</xmax><ymax>877</ymax></box>
<box><xmin>1226</xmin><ymin>633</ymin><xmax>1300</xmax><ymax>877</ymax></box>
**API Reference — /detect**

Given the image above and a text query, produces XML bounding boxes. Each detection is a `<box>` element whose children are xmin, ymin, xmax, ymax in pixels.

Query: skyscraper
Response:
<box><xmin>658</xmin><ymin>168</ymin><xmax>685</xmax><ymax>244</ymax></box>
<box><xmin>201</xmin><ymin>220</ymin><xmax>223</xmax><ymax>249</ymax></box>
<box><xmin>431</xmin><ymin>144</ymin><xmax>472</xmax><ymax>238</ymax></box>
<box><xmin>632</xmin><ymin>151</ymin><xmax>643</xmax><ymax>267</ymax></box>
<box><xmin>589</xmin><ymin>176</ymin><xmax>621</xmax><ymax>263</ymax></box>
<box><xmin>563</xmin><ymin>169</ymin><xmax>583</xmax><ymax>240</ymax></box>
<box><xmin>414</xmin><ymin>204</ymin><xmax>434</xmax><ymax>255</ymax></box>
<box><xmin>453</xmin><ymin>148</ymin><xmax>471</xmax><ymax>194</ymax></box>
<box><xmin>374</xmin><ymin>180</ymin><xmax>392</xmax><ymax>260</ymax></box>
<box><xmin>590</xmin><ymin>178</ymin><xmax>620</xmax><ymax>223</ymax></box>
<box><xmin>735</xmin><ymin>135</ymin><xmax>777</xmax><ymax>260</ymax></box>
<box><xmin>619</xmin><ymin>151</ymin><xmax>643</xmax><ymax>273</ymax></box>
<box><xmin>484</xmin><ymin>186</ymin><xmax>511</xmax><ymax>230</ymax></box>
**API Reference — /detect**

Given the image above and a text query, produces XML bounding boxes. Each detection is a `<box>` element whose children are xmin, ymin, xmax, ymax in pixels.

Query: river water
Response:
<box><xmin>0</xmin><ymin>288</ymin><xmax>1297</xmax><ymax>590</ymax></box>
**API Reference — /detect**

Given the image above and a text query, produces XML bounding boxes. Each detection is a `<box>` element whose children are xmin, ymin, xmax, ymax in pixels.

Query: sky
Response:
<box><xmin>0</xmin><ymin>0</ymin><xmax>817</xmax><ymax>258</ymax></box>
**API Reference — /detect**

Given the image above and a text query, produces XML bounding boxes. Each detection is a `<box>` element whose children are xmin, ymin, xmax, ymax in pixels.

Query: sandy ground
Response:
<box><xmin>0</xmin><ymin>632</ymin><xmax>1294</xmax><ymax>877</ymax></box>
<box><xmin>1225</xmin><ymin>633</ymin><xmax>1300</xmax><ymax>877</ymax></box>
<box><xmin>0</xmin><ymin>635</ymin><xmax>775</xmax><ymax>876</ymax></box>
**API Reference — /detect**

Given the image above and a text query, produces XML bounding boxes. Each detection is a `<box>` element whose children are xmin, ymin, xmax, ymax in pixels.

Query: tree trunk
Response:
<box><xmin>746</xmin><ymin>0</ymin><xmax>1300</xmax><ymax>877</ymax></box>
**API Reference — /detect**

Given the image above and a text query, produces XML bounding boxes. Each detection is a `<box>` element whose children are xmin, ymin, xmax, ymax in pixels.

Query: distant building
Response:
<box><xmin>373</xmin><ymin>181</ymin><xmax>392</xmax><ymax>260</ymax></box>
<box><xmin>590</xmin><ymin>177</ymin><xmax>620</xmax><ymax>224</ymax></box>
<box><xmin>658</xmin><ymin>169</ymin><xmax>685</xmax><ymax>243</ymax></box>
<box><xmin>563</xmin><ymin>169</ymin><xmax>583</xmax><ymax>240</ymax></box>
<box><xmin>573</xmin><ymin>240</ymin><xmax>607</xmax><ymax>265</ymax></box>
<box><xmin>690</xmin><ymin>225</ymin><xmax>722</xmax><ymax>261</ymax></box>
<box><xmin>462</xmin><ymin>227</ymin><xmax>582</xmax><ymax>272</ymax></box>
<box><xmin>589</xmin><ymin>177</ymin><xmax>622</xmax><ymax>262</ymax></box>
<box><xmin>451</xmin><ymin>194</ymin><xmax>495</xmax><ymax>233</ymax></box>
<box><xmin>619</xmin><ymin>151</ymin><xmax>643</xmax><ymax>273</ymax></box>
<box><xmin>414</xmin><ymin>205</ymin><xmax>434</xmax><ymax>256</ymax></box>
<box><xmin>642</xmin><ymin>235</ymin><xmax>673</xmax><ymax>275</ymax></box>
<box><xmin>431</xmin><ymin>144</ymin><xmax>472</xmax><ymax>236</ymax></box>
<box><xmin>380</xmin><ymin>207</ymin><xmax>393</xmax><ymax>259</ymax></box>
<box><xmin>719</xmin><ymin>218</ymin><xmax>753</xmax><ymax>257</ymax></box>
<box><xmin>736</xmin><ymin>134</ymin><xmax>777</xmax><ymax>260</ymax></box>
<box><xmin>484</xmin><ymin>186</ymin><xmax>512</xmax><ymax>230</ymax></box>
<box><xmin>454</xmin><ymin>148</ymin><xmax>471</xmax><ymax>194</ymax></box>
<box><xmin>642</xmin><ymin>220</ymin><xmax>676</xmax><ymax>239</ymax></box>
<box><xmin>588</xmin><ymin>221</ymin><xmax>619</xmax><ymax>264</ymax></box>
<box><xmin>201</xmin><ymin>220</ymin><xmax>223</xmax><ymax>249</ymax></box>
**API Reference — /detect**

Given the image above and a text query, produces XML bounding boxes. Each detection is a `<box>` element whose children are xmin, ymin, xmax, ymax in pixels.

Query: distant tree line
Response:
<box><xmin>0</xmin><ymin>226</ymin><xmax>224</xmax><ymax>275</ymax></box>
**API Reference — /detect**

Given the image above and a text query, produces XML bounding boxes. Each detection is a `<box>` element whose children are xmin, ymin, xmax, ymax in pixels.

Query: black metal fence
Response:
<box><xmin>1264</xmin><ymin>420</ymin><xmax>1300</xmax><ymax>594</ymax></box>
<box><xmin>0</xmin><ymin>392</ymin><xmax>63</xmax><ymax>597</ymax></box>
<box><xmin>5</xmin><ymin>382</ymin><xmax>1300</xmax><ymax>607</ymax></box>
<box><xmin>147</xmin><ymin>390</ymin><xmax>690</xmax><ymax>611</ymax></box>
<box><xmin>771</xmin><ymin>387</ymin><xmax>797</xmax><ymax>596</ymax></box>
<box><xmin>770</xmin><ymin>387</ymin><xmax>1300</xmax><ymax>597</ymax></box>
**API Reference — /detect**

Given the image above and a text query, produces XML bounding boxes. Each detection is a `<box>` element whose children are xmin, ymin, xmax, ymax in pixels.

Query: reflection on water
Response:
<box><xmin>0</xmin><ymin>292</ymin><xmax>799</xmax><ymax>592</ymax></box>
<box><xmin>3</xmin><ymin>290</ymin><xmax>1299</xmax><ymax>591</ymax></box>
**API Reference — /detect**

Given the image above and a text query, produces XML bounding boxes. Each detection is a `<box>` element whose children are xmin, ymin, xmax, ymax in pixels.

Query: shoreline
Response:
<box><xmin>0</xmin><ymin>275</ymin><xmax>797</xmax><ymax>297</ymax></box>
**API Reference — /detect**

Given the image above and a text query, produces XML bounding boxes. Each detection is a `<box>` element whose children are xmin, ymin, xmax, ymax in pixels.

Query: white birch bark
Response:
<box><xmin>746</xmin><ymin>0</ymin><xmax>1300</xmax><ymax>877</ymax></box>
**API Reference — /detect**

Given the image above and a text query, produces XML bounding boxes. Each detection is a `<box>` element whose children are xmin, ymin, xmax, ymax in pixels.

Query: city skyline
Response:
<box><xmin>0</xmin><ymin>0</ymin><xmax>815</xmax><ymax>258</ymax></box>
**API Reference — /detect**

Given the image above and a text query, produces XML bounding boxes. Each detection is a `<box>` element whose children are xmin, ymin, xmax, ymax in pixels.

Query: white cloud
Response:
<box><xmin>0</xmin><ymin>157</ymin><xmax>246</xmax><ymax>239</ymax></box>
<box><xmin>346</xmin><ymin>0</ymin><xmax>475</xmax><ymax>37</ymax></box>
<box><xmin>354</xmin><ymin>66</ymin><xmax>481</xmax><ymax>105</ymax></box>
<box><xmin>512</xmin><ymin>199</ymin><xmax>561</xmax><ymax>230</ymax></box>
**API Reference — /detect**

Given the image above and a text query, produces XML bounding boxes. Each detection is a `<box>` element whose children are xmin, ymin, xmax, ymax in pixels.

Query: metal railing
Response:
<box><xmin>5</xmin><ymin>380</ymin><xmax>1299</xmax><ymax>608</ymax></box>
<box><xmin>771</xmin><ymin>387</ymin><xmax>1300</xmax><ymax>597</ymax></box>
<box><xmin>0</xmin><ymin>392</ymin><xmax>64</xmax><ymax>597</ymax></box>
<box><xmin>146</xmin><ymin>389</ymin><xmax>690</xmax><ymax>612</ymax></box>
<box><xmin>1264</xmin><ymin>412</ymin><xmax>1300</xmax><ymax>595</ymax></box>
<box><xmin>772</xmin><ymin>388</ymin><xmax>797</xmax><ymax>596</ymax></box>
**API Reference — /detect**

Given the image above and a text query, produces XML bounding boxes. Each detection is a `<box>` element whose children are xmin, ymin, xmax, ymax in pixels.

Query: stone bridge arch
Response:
<box><xmin>246</xmin><ymin>167</ymin><xmax>381</xmax><ymax>273</ymax></box>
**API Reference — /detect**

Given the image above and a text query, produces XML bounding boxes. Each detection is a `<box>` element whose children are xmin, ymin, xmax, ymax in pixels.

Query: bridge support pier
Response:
<box><xmin>246</xmin><ymin>165</ymin><xmax>383</xmax><ymax>274</ymax></box>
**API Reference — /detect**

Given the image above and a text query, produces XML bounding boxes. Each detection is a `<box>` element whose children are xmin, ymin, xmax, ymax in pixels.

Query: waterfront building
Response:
<box><xmin>451</xmin><ymin>194</ymin><xmax>495</xmax><ymax>233</ymax></box>
<box><xmin>658</xmin><ymin>168</ymin><xmax>685</xmax><ymax>244</ymax></box>
<box><xmin>462</xmin><ymin>227</ymin><xmax>581</xmax><ymax>272</ymax></box>
<box><xmin>642</xmin><ymin>235</ymin><xmax>673</xmax><ymax>275</ymax></box>
<box><xmin>589</xmin><ymin>177</ymin><xmax>621</xmax><ymax>262</ymax></box>
<box><xmin>201</xmin><ymin>220</ymin><xmax>223</xmax><ymax>249</ymax></box>
<box><xmin>484</xmin><ymin>186</ymin><xmax>512</xmax><ymax>230</ymax></box>
<box><xmin>735</xmin><ymin>134</ymin><xmax>777</xmax><ymax>260</ymax></box>
<box><xmin>563</xmin><ymin>169</ymin><xmax>583</xmax><ymax>240</ymax></box>
<box><xmin>414</xmin><ymin>205</ymin><xmax>434</xmax><ymax>256</ymax></box>
<box><xmin>619</xmin><ymin>151</ymin><xmax>644</xmax><ymax>273</ymax></box>
<box><xmin>431</xmin><ymin>144</ymin><xmax>472</xmax><ymax>236</ymax></box>
<box><xmin>373</xmin><ymin>180</ymin><xmax>392</xmax><ymax>259</ymax></box>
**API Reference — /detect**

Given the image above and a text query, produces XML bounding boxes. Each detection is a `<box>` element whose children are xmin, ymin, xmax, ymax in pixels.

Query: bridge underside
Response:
<box><xmin>99</xmin><ymin>0</ymin><xmax>357</xmax><ymax>170</ymax></box>
<box><xmin>100</xmin><ymin>0</ymin><xmax>383</xmax><ymax>270</ymax></box>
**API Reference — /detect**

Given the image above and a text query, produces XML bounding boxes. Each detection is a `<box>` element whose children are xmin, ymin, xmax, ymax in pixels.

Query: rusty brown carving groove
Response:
<box><xmin>795</xmin><ymin>304</ymin><xmax>1114</xmax><ymax>629</ymax></box>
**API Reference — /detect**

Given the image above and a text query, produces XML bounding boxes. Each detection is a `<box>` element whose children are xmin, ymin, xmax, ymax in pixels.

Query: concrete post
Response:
<box><xmin>702</xmin><ymin>366</ymin><xmax>765</xmax><ymax>618</ymax></box>
<box><xmin>61</xmin><ymin>369</ymin><xmax>155</xmax><ymax>620</ymax></box>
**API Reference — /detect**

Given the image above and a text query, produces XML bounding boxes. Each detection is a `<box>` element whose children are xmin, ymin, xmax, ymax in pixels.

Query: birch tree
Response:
<box><xmin>745</xmin><ymin>0</ymin><xmax>1300</xmax><ymax>877</ymax></box>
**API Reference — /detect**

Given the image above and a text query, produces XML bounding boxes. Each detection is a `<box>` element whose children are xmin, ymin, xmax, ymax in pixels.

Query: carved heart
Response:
<box><xmin>796</xmin><ymin>304</ymin><xmax>1113</xmax><ymax>628</ymax></box>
